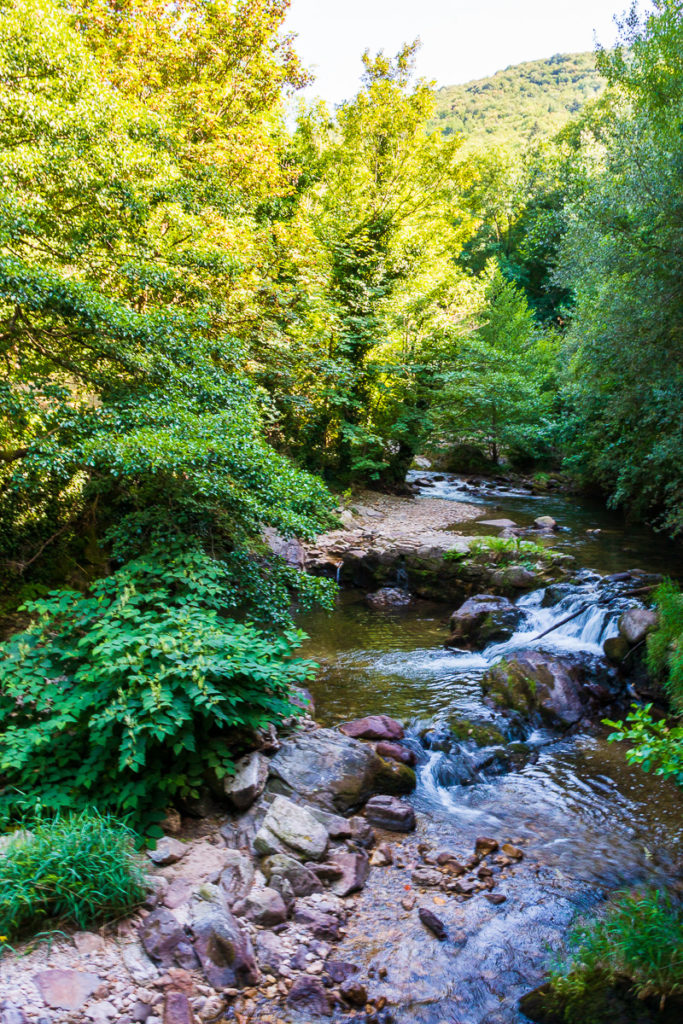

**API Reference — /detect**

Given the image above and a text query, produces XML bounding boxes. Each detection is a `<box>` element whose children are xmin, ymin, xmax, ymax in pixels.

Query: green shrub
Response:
<box><xmin>605</xmin><ymin>704</ymin><xmax>683</xmax><ymax>787</ymax></box>
<box><xmin>448</xmin><ymin>534</ymin><xmax>552</xmax><ymax>569</ymax></box>
<box><xmin>548</xmin><ymin>889</ymin><xmax>683</xmax><ymax>1022</ymax></box>
<box><xmin>0</xmin><ymin>810</ymin><xmax>145</xmax><ymax>945</ymax></box>
<box><xmin>647</xmin><ymin>579</ymin><xmax>683</xmax><ymax>713</ymax></box>
<box><xmin>0</xmin><ymin>548</ymin><xmax>318</xmax><ymax>835</ymax></box>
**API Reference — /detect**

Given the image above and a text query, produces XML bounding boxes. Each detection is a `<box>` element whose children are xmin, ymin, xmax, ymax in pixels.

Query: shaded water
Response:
<box><xmin>298</xmin><ymin>480</ymin><xmax>683</xmax><ymax>1024</ymax></box>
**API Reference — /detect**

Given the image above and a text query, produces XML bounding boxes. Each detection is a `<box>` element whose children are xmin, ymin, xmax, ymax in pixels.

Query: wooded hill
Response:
<box><xmin>433</xmin><ymin>52</ymin><xmax>604</xmax><ymax>150</ymax></box>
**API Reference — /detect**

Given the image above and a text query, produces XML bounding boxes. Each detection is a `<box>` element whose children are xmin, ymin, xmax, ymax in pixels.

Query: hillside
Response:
<box><xmin>433</xmin><ymin>52</ymin><xmax>604</xmax><ymax>151</ymax></box>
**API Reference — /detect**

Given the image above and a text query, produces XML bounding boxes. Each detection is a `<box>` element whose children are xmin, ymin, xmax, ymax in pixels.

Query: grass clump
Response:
<box><xmin>547</xmin><ymin>889</ymin><xmax>683</xmax><ymax>1021</ymax></box>
<box><xmin>0</xmin><ymin>810</ymin><xmax>146</xmax><ymax>945</ymax></box>
<box><xmin>647</xmin><ymin>579</ymin><xmax>683</xmax><ymax>713</ymax></box>
<box><xmin>452</xmin><ymin>535</ymin><xmax>555</xmax><ymax>570</ymax></box>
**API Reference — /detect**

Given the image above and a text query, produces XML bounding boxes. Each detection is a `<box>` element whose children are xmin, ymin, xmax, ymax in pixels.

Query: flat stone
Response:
<box><xmin>364</xmin><ymin>795</ymin><xmax>416</xmax><ymax>832</ymax></box>
<box><xmin>293</xmin><ymin>906</ymin><xmax>342</xmax><ymax>941</ymax></box>
<box><xmin>263</xmin><ymin>853</ymin><xmax>323</xmax><ymax>896</ymax></box>
<box><xmin>254</xmin><ymin>795</ymin><xmax>329</xmax><ymax>861</ymax></box>
<box><xmin>411</xmin><ymin>867</ymin><xmax>442</xmax><ymax>887</ymax></box>
<box><xmin>147</xmin><ymin>837</ymin><xmax>187</xmax><ymax>867</ymax></box>
<box><xmin>223</xmin><ymin>751</ymin><xmax>269</xmax><ymax>811</ymax></box>
<box><xmin>328</xmin><ymin>851</ymin><xmax>370</xmax><ymax>896</ymax></box>
<box><xmin>219</xmin><ymin>849</ymin><xmax>255</xmax><ymax>906</ymax></box>
<box><xmin>163</xmin><ymin>877</ymin><xmax>194</xmax><ymax>910</ymax></box>
<box><xmin>339</xmin><ymin>715</ymin><xmax>404</xmax><ymax>741</ymax></box>
<box><xmin>33</xmin><ymin>970</ymin><xmax>100</xmax><ymax>1011</ymax></box>
<box><xmin>73</xmin><ymin>931</ymin><xmax>106</xmax><ymax>955</ymax></box>
<box><xmin>478</xmin><ymin>518</ymin><xmax>518</xmax><ymax>529</ymax></box>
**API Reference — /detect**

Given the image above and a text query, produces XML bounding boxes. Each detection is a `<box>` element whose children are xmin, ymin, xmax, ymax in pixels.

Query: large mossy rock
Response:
<box><xmin>447</xmin><ymin>594</ymin><xmax>523</xmax><ymax>648</ymax></box>
<box><xmin>267</xmin><ymin>728</ymin><xmax>415</xmax><ymax>813</ymax></box>
<box><xmin>481</xmin><ymin>650</ymin><xmax>621</xmax><ymax>728</ymax></box>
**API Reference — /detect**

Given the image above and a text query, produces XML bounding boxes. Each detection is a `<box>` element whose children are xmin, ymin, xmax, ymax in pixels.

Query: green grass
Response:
<box><xmin>548</xmin><ymin>889</ymin><xmax>683</xmax><ymax>1021</ymax></box>
<box><xmin>647</xmin><ymin>579</ymin><xmax>683</xmax><ymax>713</ymax></box>
<box><xmin>447</xmin><ymin>534</ymin><xmax>552</xmax><ymax>569</ymax></box>
<box><xmin>0</xmin><ymin>810</ymin><xmax>146</xmax><ymax>946</ymax></box>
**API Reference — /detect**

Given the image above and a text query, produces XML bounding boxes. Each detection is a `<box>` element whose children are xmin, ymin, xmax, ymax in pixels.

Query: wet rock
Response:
<box><xmin>326</xmin><ymin>961</ymin><xmax>359</xmax><ymax>984</ymax></box>
<box><xmin>286</xmin><ymin>976</ymin><xmax>332</xmax><ymax>1017</ymax></box>
<box><xmin>263</xmin><ymin>853</ymin><xmax>323</xmax><ymax>896</ymax></box>
<box><xmin>147</xmin><ymin>837</ymin><xmax>187</xmax><ymax>867</ymax></box>
<box><xmin>603</xmin><ymin>635</ymin><xmax>630</xmax><ymax>664</ymax></box>
<box><xmin>447</xmin><ymin>594</ymin><xmax>523</xmax><ymax>648</ymax></box>
<box><xmin>501</xmin><ymin>843</ymin><xmax>524</xmax><ymax>860</ymax></box>
<box><xmin>267</xmin><ymin>728</ymin><xmax>414</xmax><ymax>813</ymax></box>
<box><xmin>254</xmin><ymin>795</ymin><xmax>329</xmax><ymax>861</ymax></box>
<box><xmin>364</xmin><ymin>795</ymin><xmax>416</xmax><ymax>832</ymax></box>
<box><xmin>340</xmin><ymin>714</ymin><xmax>405</xmax><ymax>741</ymax></box>
<box><xmin>33</xmin><ymin>970</ymin><xmax>100</xmax><ymax>1012</ymax></box>
<box><xmin>366</xmin><ymin>588</ymin><xmax>412</xmax><ymax>609</ymax></box>
<box><xmin>478</xmin><ymin>518</ymin><xmax>518</xmax><ymax>530</ymax></box>
<box><xmin>482</xmin><ymin>650</ymin><xmax>617</xmax><ymax>728</ymax></box>
<box><xmin>191</xmin><ymin>908</ymin><xmax>259</xmax><ymax>988</ymax></box>
<box><xmin>139</xmin><ymin>909</ymin><xmax>186</xmax><ymax>966</ymax></box>
<box><xmin>163</xmin><ymin>991</ymin><xmax>194</xmax><ymax>1024</ymax></box>
<box><xmin>329</xmin><ymin>850</ymin><xmax>370</xmax><ymax>896</ymax></box>
<box><xmin>219</xmin><ymin>849</ymin><xmax>255</xmax><ymax>907</ymax></box>
<box><xmin>485</xmin><ymin>894</ymin><xmax>507</xmax><ymax>905</ymax></box>
<box><xmin>88</xmin><ymin>1003</ymin><xmax>118</xmax><ymax>1023</ymax></box>
<box><xmin>534</xmin><ymin>516</ymin><xmax>557</xmax><ymax>530</ymax></box>
<box><xmin>475</xmin><ymin>837</ymin><xmax>499</xmax><ymax>857</ymax></box>
<box><xmin>418</xmin><ymin>907</ymin><xmax>447</xmax><ymax>940</ymax></box>
<box><xmin>223</xmin><ymin>752</ymin><xmax>269</xmax><ymax>811</ymax></box>
<box><xmin>234</xmin><ymin>886</ymin><xmax>287</xmax><ymax>926</ymax></box>
<box><xmin>490</xmin><ymin>565</ymin><xmax>537</xmax><ymax>589</ymax></box>
<box><xmin>375</xmin><ymin>741</ymin><xmax>417</xmax><ymax>766</ymax></box>
<box><xmin>340</xmin><ymin>977</ymin><xmax>368</xmax><ymax>1006</ymax></box>
<box><xmin>411</xmin><ymin>868</ymin><xmax>442</xmax><ymax>887</ymax></box>
<box><xmin>619</xmin><ymin>607</ymin><xmax>658</xmax><ymax>646</ymax></box>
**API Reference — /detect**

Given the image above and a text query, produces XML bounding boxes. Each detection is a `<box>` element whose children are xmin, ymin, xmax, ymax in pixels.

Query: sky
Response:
<box><xmin>285</xmin><ymin>0</ymin><xmax>634</xmax><ymax>105</ymax></box>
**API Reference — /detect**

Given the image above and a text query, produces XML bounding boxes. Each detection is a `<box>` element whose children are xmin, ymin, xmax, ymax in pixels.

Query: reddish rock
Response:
<box><xmin>33</xmin><ymin>969</ymin><xmax>100</xmax><ymax>1011</ymax></box>
<box><xmin>339</xmin><ymin>977</ymin><xmax>368</xmax><ymax>1006</ymax></box>
<box><xmin>329</xmin><ymin>851</ymin><xmax>370</xmax><ymax>896</ymax></box>
<box><xmin>163</xmin><ymin>990</ymin><xmax>195</xmax><ymax>1024</ymax></box>
<box><xmin>375</xmin><ymin>741</ymin><xmax>417</xmax><ymax>766</ymax></box>
<box><xmin>287</xmin><ymin>976</ymin><xmax>333</xmax><ymax>1017</ymax></box>
<box><xmin>139</xmin><ymin>908</ymin><xmax>186</xmax><ymax>966</ymax></box>
<box><xmin>339</xmin><ymin>715</ymin><xmax>405</xmax><ymax>741</ymax></box>
<box><xmin>364</xmin><ymin>794</ymin><xmax>416</xmax><ymax>832</ymax></box>
<box><xmin>418</xmin><ymin>907</ymin><xmax>447</xmax><ymax>940</ymax></box>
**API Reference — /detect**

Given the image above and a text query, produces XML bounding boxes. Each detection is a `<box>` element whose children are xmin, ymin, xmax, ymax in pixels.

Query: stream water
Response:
<box><xmin>298</xmin><ymin>475</ymin><xmax>683</xmax><ymax>1024</ymax></box>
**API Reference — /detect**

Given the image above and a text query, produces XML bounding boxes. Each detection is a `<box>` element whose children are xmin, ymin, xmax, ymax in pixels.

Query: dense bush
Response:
<box><xmin>546</xmin><ymin>889</ymin><xmax>683</xmax><ymax>1021</ymax></box>
<box><xmin>0</xmin><ymin>811</ymin><xmax>145</xmax><ymax>944</ymax></box>
<box><xmin>0</xmin><ymin>548</ymin><xmax>322</xmax><ymax>834</ymax></box>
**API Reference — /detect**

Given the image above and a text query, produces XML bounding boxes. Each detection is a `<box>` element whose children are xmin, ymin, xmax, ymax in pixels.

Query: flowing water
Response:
<box><xmin>298</xmin><ymin>476</ymin><xmax>683</xmax><ymax>1024</ymax></box>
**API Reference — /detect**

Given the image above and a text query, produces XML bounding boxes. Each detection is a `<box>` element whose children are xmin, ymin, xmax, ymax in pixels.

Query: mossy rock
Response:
<box><xmin>375</xmin><ymin>756</ymin><xmax>417</xmax><ymax>795</ymax></box>
<box><xmin>447</xmin><ymin>717</ymin><xmax>506</xmax><ymax>748</ymax></box>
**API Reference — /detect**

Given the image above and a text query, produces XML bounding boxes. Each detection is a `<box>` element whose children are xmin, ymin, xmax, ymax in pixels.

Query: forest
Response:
<box><xmin>0</xmin><ymin>1</ymin><xmax>681</xmax><ymax>1022</ymax></box>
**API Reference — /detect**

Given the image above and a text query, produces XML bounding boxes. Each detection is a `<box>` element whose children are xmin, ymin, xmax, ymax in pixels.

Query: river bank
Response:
<box><xmin>1</xmin><ymin>480</ymin><xmax>681</xmax><ymax>1024</ymax></box>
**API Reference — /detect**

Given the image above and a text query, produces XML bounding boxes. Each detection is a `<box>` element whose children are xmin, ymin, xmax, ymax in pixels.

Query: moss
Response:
<box><xmin>447</xmin><ymin>717</ymin><xmax>506</xmax><ymax>747</ymax></box>
<box><xmin>481</xmin><ymin>659</ymin><xmax>539</xmax><ymax>715</ymax></box>
<box><xmin>375</xmin><ymin>757</ymin><xmax>416</xmax><ymax>795</ymax></box>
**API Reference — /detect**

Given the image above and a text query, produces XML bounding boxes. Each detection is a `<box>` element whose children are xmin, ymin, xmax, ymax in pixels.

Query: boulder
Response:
<box><xmin>618</xmin><ymin>607</ymin><xmax>658</xmax><ymax>646</ymax></box>
<box><xmin>191</xmin><ymin>908</ymin><xmax>259</xmax><ymax>988</ymax></box>
<box><xmin>339</xmin><ymin>714</ymin><xmax>405</xmax><ymax>741</ymax></box>
<box><xmin>482</xmin><ymin>650</ymin><xmax>620</xmax><ymax>728</ymax></box>
<box><xmin>32</xmin><ymin>970</ymin><xmax>100</xmax><ymax>1012</ymax></box>
<box><xmin>223</xmin><ymin>752</ymin><xmax>269</xmax><ymax>811</ymax></box>
<box><xmin>233</xmin><ymin>886</ymin><xmax>287</xmax><ymax>927</ymax></box>
<box><xmin>489</xmin><ymin>565</ymin><xmax>537</xmax><ymax>589</ymax></box>
<box><xmin>253</xmin><ymin>795</ymin><xmax>329</xmax><ymax>861</ymax></box>
<box><xmin>255</xmin><ymin>930</ymin><xmax>290</xmax><ymax>974</ymax></box>
<box><xmin>328</xmin><ymin>851</ymin><xmax>370</xmax><ymax>896</ymax></box>
<box><xmin>446</xmin><ymin>594</ymin><xmax>523</xmax><ymax>648</ymax></box>
<box><xmin>364</xmin><ymin>795</ymin><xmax>416</xmax><ymax>832</ymax></box>
<box><xmin>139</xmin><ymin>908</ymin><xmax>186</xmax><ymax>966</ymax></box>
<box><xmin>603</xmin><ymin>634</ymin><xmax>630</xmax><ymax>664</ymax></box>
<box><xmin>375</xmin><ymin>740</ymin><xmax>417</xmax><ymax>766</ymax></box>
<box><xmin>286</xmin><ymin>976</ymin><xmax>332</xmax><ymax>1017</ymax></box>
<box><xmin>267</xmin><ymin>727</ymin><xmax>415</xmax><ymax>813</ymax></box>
<box><xmin>262</xmin><ymin>853</ymin><xmax>323</xmax><ymax>897</ymax></box>
<box><xmin>534</xmin><ymin>516</ymin><xmax>557</xmax><ymax>530</ymax></box>
<box><xmin>365</xmin><ymin>588</ymin><xmax>412</xmax><ymax>609</ymax></box>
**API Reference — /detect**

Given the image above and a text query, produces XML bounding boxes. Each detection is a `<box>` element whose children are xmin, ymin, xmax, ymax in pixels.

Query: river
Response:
<box><xmin>298</xmin><ymin>474</ymin><xmax>683</xmax><ymax>1024</ymax></box>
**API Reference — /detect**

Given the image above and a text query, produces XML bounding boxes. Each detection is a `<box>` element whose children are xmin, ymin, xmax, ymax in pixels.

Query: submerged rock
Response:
<box><xmin>366</xmin><ymin>587</ymin><xmax>413</xmax><ymax>608</ymax></box>
<box><xmin>447</xmin><ymin>594</ymin><xmax>523</xmax><ymax>648</ymax></box>
<box><xmin>267</xmin><ymin>727</ymin><xmax>415</xmax><ymax>813</ymax></box>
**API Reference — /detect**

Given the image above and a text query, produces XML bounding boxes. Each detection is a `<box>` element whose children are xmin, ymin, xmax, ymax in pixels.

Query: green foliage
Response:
<box><xmin>557</xmin><ymin>1</ymin><xmax>683</xmax><ymax>536</ymax></box>
<box><xmin>433</xmin><ymin>52</ymin><xmax>604</xmax><ymax>152</ymax></box>
<box><xmin>0</xmin><ymin>548</ymin><xmax>320</xmax><ymax>833</ymax></box>
<box><xmin>605</xmin><ymin>705</ymin><xmax>683</xmax><ymax>787</ymax></box>
<box><xmin>0</xmin><ymin>810</ymin><xmax>145</xmax><ymax>943</ymax></box>
<box><xmin>548</xmin><ymin>889</ymin><xmax>683</xmax><ymax>1020</ymax></box>
<box><xmin>646</xmin><ymin>580</ymin><xmax>683</xmax><ymax>713</ymax></box>
<box><xmin>430</xmin><ymin>263</ymin><xmax>558</xmax><ymax>463</ymax></box>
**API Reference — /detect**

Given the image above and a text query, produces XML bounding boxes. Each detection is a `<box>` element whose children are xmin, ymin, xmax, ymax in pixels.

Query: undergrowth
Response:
<box><xmin>0</xmin><ymin>810</ymin><xmax>145</xmax><ymax>947</ymax></box>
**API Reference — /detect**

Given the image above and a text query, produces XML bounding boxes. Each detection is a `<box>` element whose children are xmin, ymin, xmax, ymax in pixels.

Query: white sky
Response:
<box><xmin>285</xmin><ymin>0</ymin><xmax>642</xmax><ymax>105</ymax></box>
